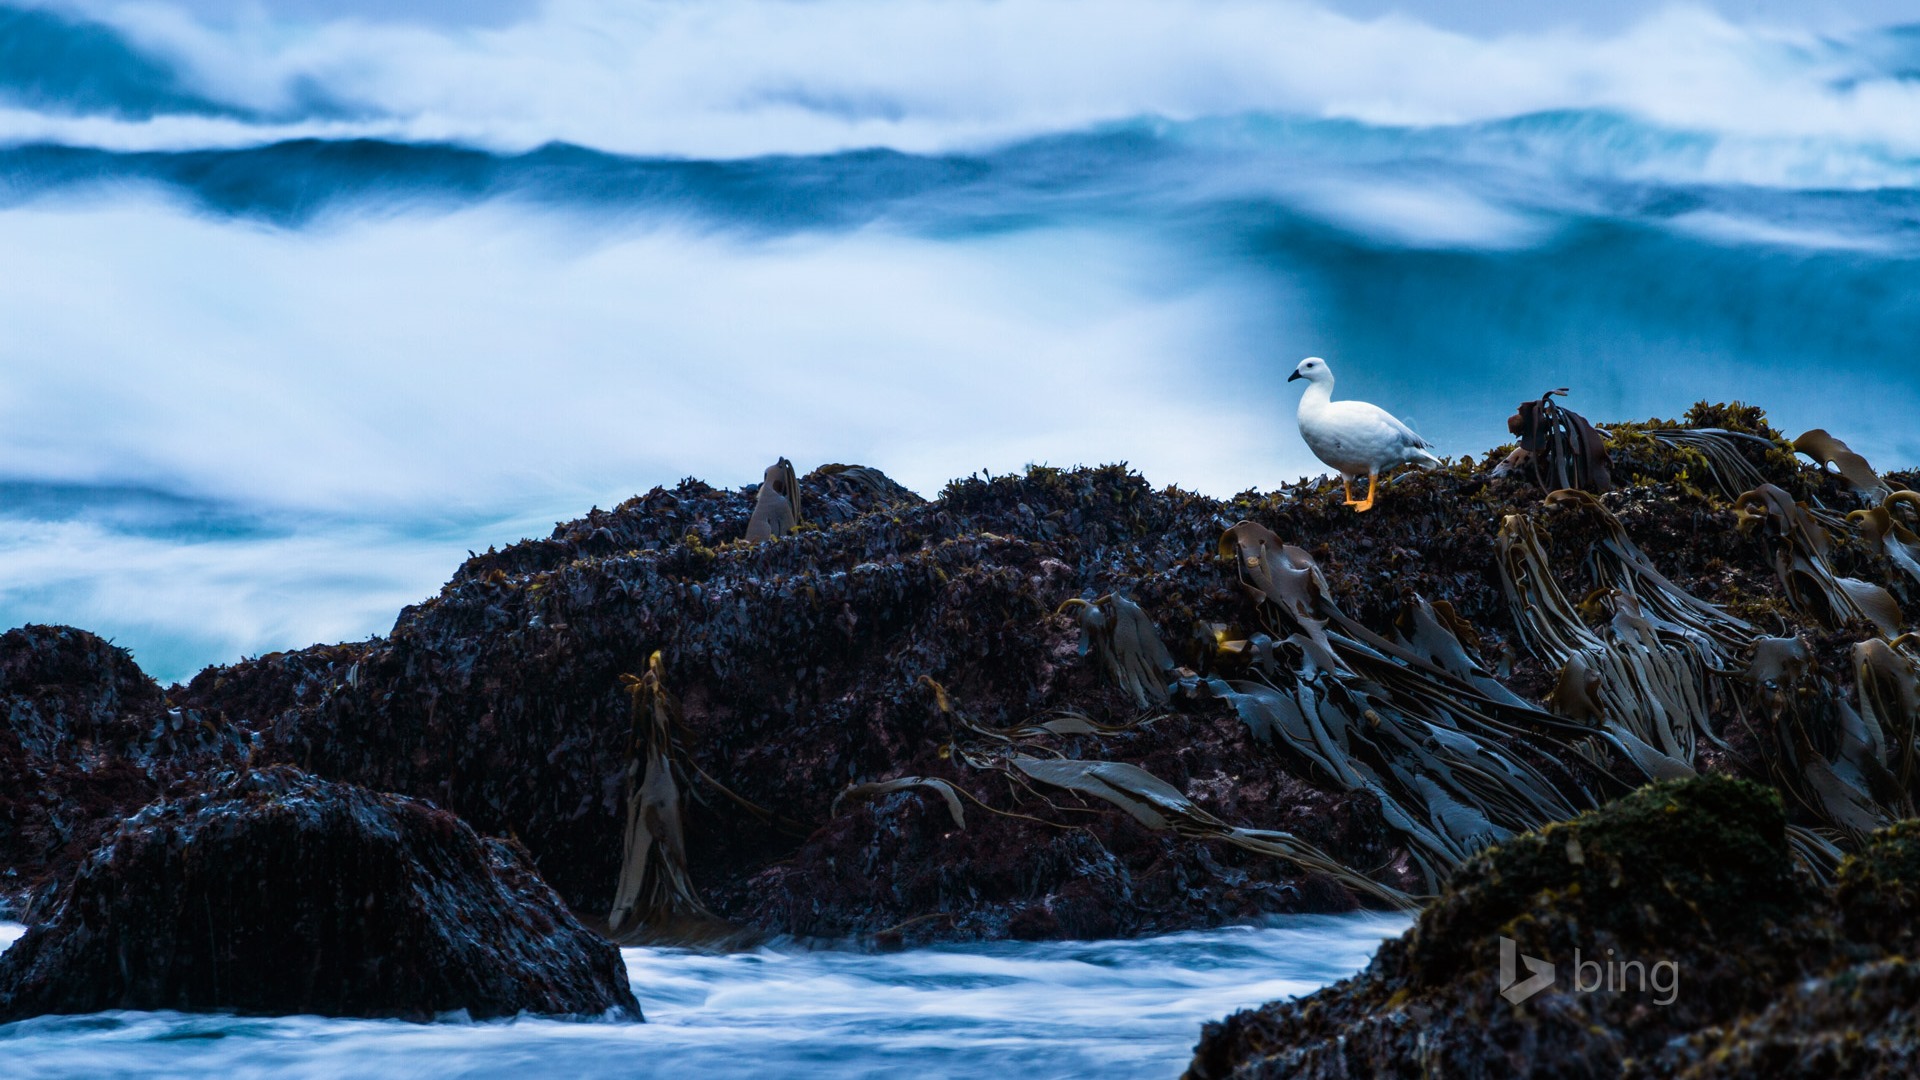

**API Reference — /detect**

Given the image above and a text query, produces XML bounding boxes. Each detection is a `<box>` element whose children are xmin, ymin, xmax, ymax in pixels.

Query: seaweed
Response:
<box><xmin>1005</xmin><ymin>755</ymin><xmax>1416</xmax><ymax>908</ymax></box>
<box><xmin>834</xmin><ymin>776</ymin><xmax>967</xmax><ymax>830</ymax></box>
<box><xmin>744</xmin><ymin>457</ymin><xmax>802</xmax><ymax>542</ymax></box>
<box><xmin>1493</xmin><ymin>388</ymin><xmax>1613</xmax><ymax>493</ymax></box>
<box><xmin>1742</xmin><ymin>635</ymin><xmax>1911</xmax><ymax>860</ymax></box>
<box><xmin>1497</xmin><ymin>506</ymin><xmax>1709</xmax><ymax>778</ymax></box>
<box><xmin>1736</xmin><ymin>484</ymin><xmax>1904</xmax><ymax>633</ymax></box>
<box><xmin>1851</xmin><ymin>491</ymin><xmax>1920</xmax><ymax>592</ymax></box>
<box><xmin>1795</xmin><ymin>428</ymin><xmax>1894</xmax><ymax>504</ymax></box>
<box><xmin>607</xmin><ymin>652</ymin><xmax>719</xmax><ymax>943</ymax></box>
<box><xmin>1056</xmin><ymin>593</ymin><xmax>1177</xmax><ymax>708</ymax></box>
<box><xmin>1642</xmin><ymin>426</ymin><xmax>1780</xmax><ymax>502</ymax></box>
<box><xmin>1212</xmin><ymin>520</ymin><xmax>1592</xmax><ymax>889</ymax></box>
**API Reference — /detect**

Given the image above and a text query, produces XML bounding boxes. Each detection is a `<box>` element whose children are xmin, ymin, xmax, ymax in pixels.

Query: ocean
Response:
<box><xmin>0</xmin><ymin>915</ymin><xmax>1408</xmax><ymax>1078</ymax></box>
<box><xmin>0</xmin><ymin>0</ymin><xmax>1916</xmax><ymax>683</ymax></box>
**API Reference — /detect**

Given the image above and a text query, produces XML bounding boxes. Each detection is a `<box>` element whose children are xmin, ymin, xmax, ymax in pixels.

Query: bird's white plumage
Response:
<box><xmin>1290</xmin><ymin>356</ymin><xmax>1441</xmax><ymax>480</ymax></box>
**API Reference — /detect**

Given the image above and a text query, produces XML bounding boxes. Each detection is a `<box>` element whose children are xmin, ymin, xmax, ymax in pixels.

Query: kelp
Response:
<box><xmin>1743</xmin><ymin>636</ymin><xmax>1900</xmax><ymax>853</ymax></box>
<box><xmin>1736</xmin><ymin>484</ymin><xmax>1904</xmax><ymax>634</ymax></box>
<box><xmin>833</xmin><ymin>776</ymin><xmax>967</xmax><ymax>830</ymax></box>
<box><xmin>1005</xmin><ymin>755</ymin><xmax>1416</xmax><ymax>908</ymax></box>
<box><xmin>902</xmin><ymin>678</ymin><xmax>1416</xmax><ymax>906</ymax></box>
<box><xmin>811</xmin><ymin>463</ymin><xmax>921</xmax><ymax>506</ymax></box>
<box><xmin>744</xmin><ymin>457</ymin><xmax>802</xmax><ymax>542</ymax></box>
<box><xmin>1496</xmin><ymin>508</ymin><xmax>1716</xmax><ymax>778</ymax></box>
<box><xmin>1213</xmin><ymin>520</ymin><xmax>1595</xmax><ymax>889</ymax></box>
<box><xmin>607</xmin><ymin>652</ymin><xmax>719</xmax><ymax>943</ymax></box>
<box><xmin>1493</xmin><ymin>388</ymin><xmax>1613</xmax><ymax>493</ymax></box>
<box><xmin>1640</xmin><ymin>426</ymin><xmax>1780</xmax><ymax>503</ymax></box>
<box><xmin>1795</xmin><ymin>428</ymin><xmax>1894</xmax><ymax>504</ymax></box>
<box><xmin>1855</xmin><ymin>637</ymin><xmax>1920</xmax><ymax>806</ymax></box>
<box><xmin>1851</xmin><ymin>491</ymin><xmax>1920</xmax><ymax>591</ymax></box>
<box><xmin>1057</xmin><ymin>593</ymin><xmax>1177</xmax><ymax>708</ymax></box>
<box><xmin>1546</xmin><ymin>489</ymin><xmax>1755</xmax><ymax>656</ymax></box>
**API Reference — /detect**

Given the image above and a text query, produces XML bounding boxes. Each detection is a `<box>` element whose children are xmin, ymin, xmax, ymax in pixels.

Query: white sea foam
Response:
<box><xmin>0</xmin><ymin>914</ymin><xmax>1408</xmax><ymax>1079</ymax></box>
<box><xmin>0</xmin><ymin>199</ymin><xmax>1302</xmax><ymax>515</ymax></box>
<box><xmin>0</xmin><ymin>197</ymin><xmax>1304</xmax><ymax>679</ymax></box>
<box><xmin>0</xmin><ymin>1</ymin><xmax>1913</xmax><ymax>188</ymax></box>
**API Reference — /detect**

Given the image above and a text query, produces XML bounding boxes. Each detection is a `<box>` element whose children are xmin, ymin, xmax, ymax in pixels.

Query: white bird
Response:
<box><xmin>1289</xmin><ymin>356</ymin><xmax>1441</xmax><ymax>512</ymax></box>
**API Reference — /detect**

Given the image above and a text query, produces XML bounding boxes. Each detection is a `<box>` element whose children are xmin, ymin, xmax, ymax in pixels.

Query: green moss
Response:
<box><xmin>1404</xmin><ymin>775</ymin><xmax>1799</xmax><ymax>987</ymax></box>
<box><xmin>1837</xmin><ymin>820</ymin><xmax>1920</xmax><ymax>949</ymax></box>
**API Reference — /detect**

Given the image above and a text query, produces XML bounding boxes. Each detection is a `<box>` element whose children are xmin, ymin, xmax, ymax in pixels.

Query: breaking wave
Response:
<box><xmin>0</xmin><ymin>0</ymin><xmax>1915</xmax><ymax>679</ymax></box>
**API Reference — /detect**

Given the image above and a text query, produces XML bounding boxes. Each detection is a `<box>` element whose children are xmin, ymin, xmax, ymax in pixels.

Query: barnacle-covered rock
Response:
<box><xmin>0</xmin><ymin>767</ymin><xmax>639</xmax><ymax>1022</ymax></box>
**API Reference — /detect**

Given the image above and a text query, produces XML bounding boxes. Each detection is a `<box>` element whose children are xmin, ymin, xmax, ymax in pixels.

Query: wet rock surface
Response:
<box><xmin>0</xmin><ymin>766</ymin><xmax>639</xmax><ymax>1022</ymax></box>
<box><xmin>1190</xmin><ymin>776</ymin><xmax>1920</xmax><ymax>1079</ymax></box>
<box><xmin>1186</xmin><ymin>776</ymin><xmax>1845</xmax><ymax>1078</ymax></box>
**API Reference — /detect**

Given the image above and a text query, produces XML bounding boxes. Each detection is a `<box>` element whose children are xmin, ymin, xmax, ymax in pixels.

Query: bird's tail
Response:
<box><xmin>1410</xmin><ymin>446</ymin><xmax>1443</xmax><ymax>469</ymax></box>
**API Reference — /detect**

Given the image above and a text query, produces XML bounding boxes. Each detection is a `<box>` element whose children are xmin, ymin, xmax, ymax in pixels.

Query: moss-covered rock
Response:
<box><xmin>1631</xmin><ymin>958</ymin><xmax>1920</xmax><ymax>1079</ymax></box>
<box><xmin>1187</xmin><ymin>776</ymin><xmax>1837</xmax><ymax>1080</ymax></box>
<box><xmin>1835</xmin><ymin>819</ymin><xmax>1920</xmax><ymax>951</ymax></box>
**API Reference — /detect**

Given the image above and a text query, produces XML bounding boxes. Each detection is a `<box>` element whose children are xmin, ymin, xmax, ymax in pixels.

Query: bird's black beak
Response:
<box><xmin>1287</xmin><ymin>370</ymin><xmax>1304</xmax><ymax>382</ymax></box>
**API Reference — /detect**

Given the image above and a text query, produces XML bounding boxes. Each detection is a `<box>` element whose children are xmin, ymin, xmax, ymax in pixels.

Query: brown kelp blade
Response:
<box><xmin>607</xmin><ymin>653</ymin><xmax>723</xmax><ymax>944</ymax></box>
<box><xmin>1851</xmin><ymin>492</ymin><xmax>1920</xmax><ymax>590</ymax></box>
<box><xmin>1743</xmin><ymin>635</ymin><xmax>1917</xmax><ymax>846</ymax></box>
<box><xmin>1493</xmin><ymin>388</ymin><xmax>1613</xmax><ymax>494</ymax></box>
<box><xmin>1736</xmin><ymin>484</ymin><xmax>1903</xmax><ymax>633</ymax></box>
<box><xmin>1497</xmin><ymin>510</ymin><xmax>1708</xmax><ymax>776</ymax></box>
<box><xmin>1058</xmin><ymin>593</ymin><xmax>1177</xmax><ymax>708</ymax></box>
<box><xmin>1213</xmin><ymin>520</ymin><xmax>1610</xmax><ymax>889</ymax></box>
<box><xmin>746</xmin><ymin>457</ymin><xmax>802</xmax><ymax>542</ymax></box>
<box><xmin>834</xmin><ymin>776</ymin><xmax>968</xmax><ymax>830</ymax></box>
<box><xmin>1794</xmin><ymin>429</ymin><xmax>1892</xmax><ymax>503</ymax></box>
<box><xmin>1641</xmin><ymin>427</ymin><xmax>1777</xmax><ymax>503</ymax></box>
<box><xmin>1008</xmin><ymin>755</ymin><xmax>1418</xmax><ymax>908</ymax></box>
<box><xmin>1545</xmin><ymin>488</ymin><xmax>1755</xmax><ymax>655</ymax></box>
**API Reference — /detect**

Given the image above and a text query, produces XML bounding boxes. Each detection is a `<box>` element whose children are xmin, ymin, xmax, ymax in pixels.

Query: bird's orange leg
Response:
<box><xmin>1340</xmin><ymin>476</ymin><xmax>1356</xmax><ymax>504</ymax></box>
<box><xmin>1351</xmin><ymin>471</ymin><xmax>1379</xmax><ymax>512</ymax></box>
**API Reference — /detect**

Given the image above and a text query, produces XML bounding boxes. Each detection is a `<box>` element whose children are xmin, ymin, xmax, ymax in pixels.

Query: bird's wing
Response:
<box><xmin>1330</xmin><ymin>401</ymin><xmax>1431</xmax><ymax>449</ymax></box>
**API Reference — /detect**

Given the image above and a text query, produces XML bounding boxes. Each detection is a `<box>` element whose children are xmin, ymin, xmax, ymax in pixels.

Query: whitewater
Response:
<box><xmin>0</xmin><ymin>916</ymin><xmax>1407</xmax><ymax>1078</ymax></box>
<box><xmin>1</xmin><ymin>0</ymin><xmax>1918</xmax><ymax>680</ymax></box>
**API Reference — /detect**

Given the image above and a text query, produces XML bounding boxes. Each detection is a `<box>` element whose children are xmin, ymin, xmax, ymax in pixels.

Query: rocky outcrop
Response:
<box><xmin>0</xmin><ymin>625</ymin><xmax>245</xmax><ymax>905</ymax></box>
<box><xmin>1187</xmin><ymin>777</ymin><xmax>1920</xmax><ymax>1079</ymax></box>
<box><xmin>1186</xmin><ymin>776</ymin><xmax>1833</xmax><ymax>1077</ymax></box>
<box><xmin>0</xmin><ymin>767</ymin><xmax>639</xmax><ymax>1022</ymax></box>
<box><xmin>142</xmin><ymin>405</ymin><xmax>1916</xmax><ymax>945</ymax></box>
<box><xmin>6</xmin><ymin>403</ymin><xmax>1915</xmax><ymax>951</ymax></box>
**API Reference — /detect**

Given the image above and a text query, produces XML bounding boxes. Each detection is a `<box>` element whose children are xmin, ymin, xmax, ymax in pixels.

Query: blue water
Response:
<box><xmin>2</xmin><ymin>1</ymin><xmax>1919</xmax><ymax>681</ymax></box>
<box><xmin>0</xmin><ymin>915</ymin><xmax>1406</xmax><ymax>1078</ymax></box>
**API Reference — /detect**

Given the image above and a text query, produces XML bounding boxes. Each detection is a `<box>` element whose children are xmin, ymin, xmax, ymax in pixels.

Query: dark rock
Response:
<box><xmin>0</xmin><ymin>625</ymin><xmax>246</xmax><ymax>904</ymax></box>
<box><xmin>0</xmin><ymin>767</ymin><xmax>639</xmax><ymax>1022</ymax></box>
<box><xmin>9</xmin><ymin>402</ymin><xmax>1907</xmax><ymax>950</ymax></box>
<box><xmin>147</xmin><ymin>407</ymin><xmax>1914</xmax><ymax>945</ymax></box>
<box><xmin>1187</xmin><ymin>778</ymin><xmax>1920</xmax><ymax>1079</ymax></box>
<box><xmin>1623</xmin><ymin>824</ymin><xmax>1920</xmax><ymax>1078</ymax></box>
<box><xmin>1185</xmin><ymin>776</ymin><xmax>1839</xmax><ymax>1079</ymax></box>
<box><xmin>1632</xmin><ymin>958</ymin><xmax>1920</xmax><ymax>1079</ymax></box>
<box><xmin>1835</xmin><ymin>818</ymin><xmax>1920</xmax><ymax>952</ymax></box>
